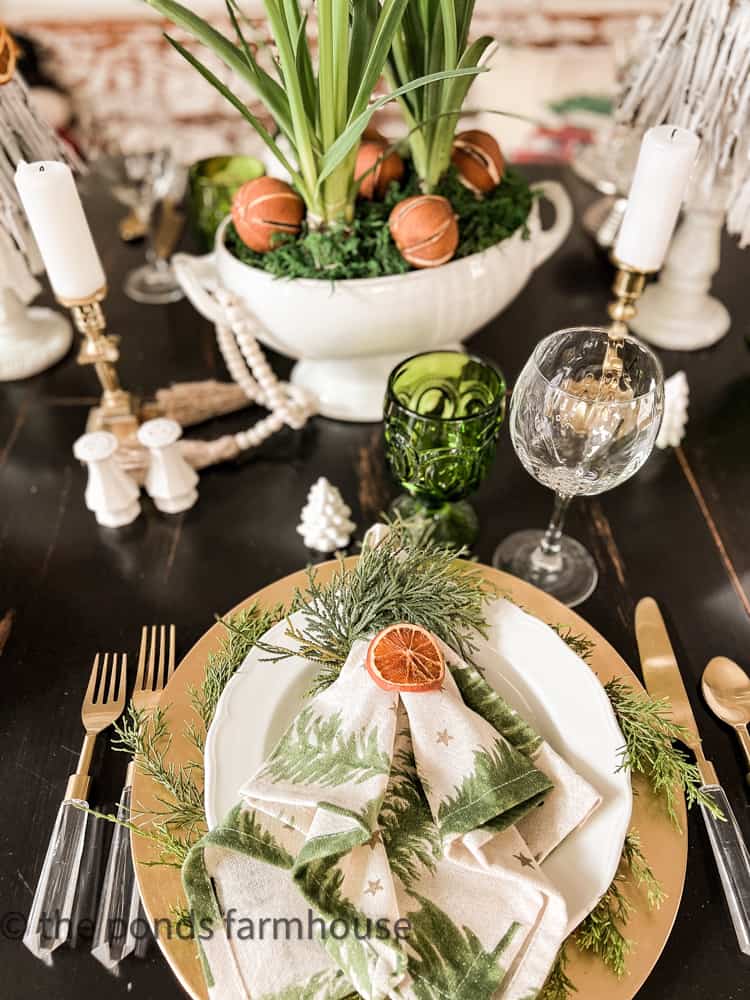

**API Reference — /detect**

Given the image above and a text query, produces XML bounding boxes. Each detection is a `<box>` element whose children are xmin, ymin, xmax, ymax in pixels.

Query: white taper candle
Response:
<box><xmin>614</xmin><ymin>125</ymin><xmax>700</xmax><ymax>273</ymax></box>
<box><xmin>14</xmin><ymin>160</ymin><xmax>106</xmax><ymax>302</ymax></box>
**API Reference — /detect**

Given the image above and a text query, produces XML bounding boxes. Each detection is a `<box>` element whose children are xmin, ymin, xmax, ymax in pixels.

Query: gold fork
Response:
<box><xmin>132</xmin><ymin>623</ymin><xmax>177</xmax><ymax>714</ymax></box>
<box><xmin>24</xmin><ymin>653</ymin><xmax>127</xmax><ymax>961</ymax></box>
<box><xmin>92</xmin><ymin>625</ymin><xmax>176</xmax><ymax>968</ymax></box>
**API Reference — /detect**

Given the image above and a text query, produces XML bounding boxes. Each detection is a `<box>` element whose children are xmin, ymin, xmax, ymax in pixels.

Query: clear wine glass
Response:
<box><xmin>493</xmin><ymin>326</ymin><xmax>664</xmax><ymax>606</ymax></box>
<box><xmin>122</xmin><ymin>149</ymin><xmax>186</xmax><ymax>305</ymax></box>
<box><xmin>91</xmin><ymin>148</ymin><xmax>185</xmax><ymax>305</ymax></box>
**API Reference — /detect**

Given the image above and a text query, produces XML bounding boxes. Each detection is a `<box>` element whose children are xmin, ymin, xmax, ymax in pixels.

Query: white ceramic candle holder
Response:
<box><xmin>0</xmin><ymin>287</ymin><xmax>72</xmax><ymax>381</ymax></box>
<box><xmin>630</xmin><ymin>182</ymin><xmax>731</xmax><ymax>351</ymax></box>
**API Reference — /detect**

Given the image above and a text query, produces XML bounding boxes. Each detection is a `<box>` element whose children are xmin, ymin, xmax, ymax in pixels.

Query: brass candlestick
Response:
<box><xmin>601</xmin><ymin>258</ymin><xmax>654</xmax><ymax>388</ymax></box>
<box><xmin>59</xmin><ymin>284</ymin><xmax>141</xmax><ymax>440</ymax></box>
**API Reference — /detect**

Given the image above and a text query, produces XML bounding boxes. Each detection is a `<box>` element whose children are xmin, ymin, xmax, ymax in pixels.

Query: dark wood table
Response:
<box><xmin>1</xmin><ymin>165</ymin><xmax>749</xmax><ymax>998</ymax></box>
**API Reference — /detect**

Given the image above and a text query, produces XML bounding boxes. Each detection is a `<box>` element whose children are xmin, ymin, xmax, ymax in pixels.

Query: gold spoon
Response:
<box><xmin>702</xmin><ymin>656</ymin><xmax>750</xmax><ymax>786</ymax></box>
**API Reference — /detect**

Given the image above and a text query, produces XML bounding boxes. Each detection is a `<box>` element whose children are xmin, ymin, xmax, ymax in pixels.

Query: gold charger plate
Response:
<box><xmin>132</xmin><ymin>560</ymin><xmax>687</xmax><ymax>1000</ymax></box>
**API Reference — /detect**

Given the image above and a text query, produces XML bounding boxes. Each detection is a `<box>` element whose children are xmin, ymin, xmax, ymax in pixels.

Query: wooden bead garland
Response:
<box><xmin>211</xmin><ymin>285</ymin><xmax>316</xmax><ymax>455</ymax></box>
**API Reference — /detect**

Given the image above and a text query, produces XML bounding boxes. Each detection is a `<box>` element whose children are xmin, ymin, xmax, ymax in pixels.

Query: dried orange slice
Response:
<box><xmin>366</xmin><ymin>624</ymin><xmax>445</xmax><ymax>692</ymax></box>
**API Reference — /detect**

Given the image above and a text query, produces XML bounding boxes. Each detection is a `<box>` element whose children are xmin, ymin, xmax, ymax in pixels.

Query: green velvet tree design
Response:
<box><xmin>293</xmin><ymin>854</ymin><xmax>406</xmax><ymax>1000</ymax></box>
<box><xmin>258</xmin><ymin>967</ymin><xmax>355</xmax><ymax>1000</ymax></box>
<box><xmin>380</xmin><ymin>733</ymin><xmax>442</xmax><ymax>889</ymax></box>
<box><xmin>209</xmin><ymin>804</ymin><xmax>295</xmax><ymax>869</ymax></box>
<box><xmin>183</xmin><ymin>805</ymin><xmax>295</xmax><ymax>935</ymax></box>
<box><xmin>449</xmin><ymin>661</ymin><xmax>542</xmax><ymax>757</ymax></box>
<box><xmin>260</xmin><ymin>707</ymin><xmax>390</xmax><ymax>787</ymax></box>
<box><xmin>438</xmin><ymin>739</ymin><xmax>552</xmax><ymax>837</ymax></box>
<box><xmin>406</xmin><ymin>895</ymin><xmax>519</xmax><ymax>1000</ymax></box>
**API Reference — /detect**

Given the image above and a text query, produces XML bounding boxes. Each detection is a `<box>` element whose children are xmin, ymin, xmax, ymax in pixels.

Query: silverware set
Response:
<box><xmin>635</xmin><ymin>597</ymin><xmax>750</xmax><ymax>956</ymax></box>
<box><xmin>23</xmin><ymin>626</ymin><xmax>176</xmax><ymax>968</ymax></box>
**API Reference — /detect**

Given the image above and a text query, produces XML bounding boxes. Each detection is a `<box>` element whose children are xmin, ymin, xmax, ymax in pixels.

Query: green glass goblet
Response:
<box><xmin>188</xmin><ymin>155</ymin><xmax>265</xmax><ymax>251</ymax></box>
<box><xmin>383</xmin><ymin>351</ymin><xmax>506</xmax><ymax>548</ymax></box>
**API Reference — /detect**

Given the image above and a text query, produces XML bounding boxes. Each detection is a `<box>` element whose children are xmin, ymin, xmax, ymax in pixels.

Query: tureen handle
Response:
<box><xmin>530</xmin><ymin>181</ymin><xmax>574</xmax><ymax>268</ymax></box>
<box><xmin>172</xmin><ymin>252</ymin><xmax>225</xmax><ymax>325</ymax></box>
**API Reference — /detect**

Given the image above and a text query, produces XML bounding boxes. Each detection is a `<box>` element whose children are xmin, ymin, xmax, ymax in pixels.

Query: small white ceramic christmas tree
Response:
<box><xmin>297</xmin><ymin>478</ymin><xmax>355</xmax><ymax>553</ymax></box>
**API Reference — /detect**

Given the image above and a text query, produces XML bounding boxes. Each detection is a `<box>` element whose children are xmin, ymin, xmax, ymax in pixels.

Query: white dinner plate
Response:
<box><xmin>204</xmin><ymin>600</ymin><xmax>632</xmax><ymax>933</ymax></box>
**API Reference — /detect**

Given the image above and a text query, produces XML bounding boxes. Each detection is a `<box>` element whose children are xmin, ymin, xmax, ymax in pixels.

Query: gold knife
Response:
<box><xmin>635</xmin><ymin>596</ymin><xmax>718</xmax><ymax>785</ymax></box>
<box><xmin>635</xmin><ymin>596</ymin><xmax>750</xmax><ymax>955</ymax></box>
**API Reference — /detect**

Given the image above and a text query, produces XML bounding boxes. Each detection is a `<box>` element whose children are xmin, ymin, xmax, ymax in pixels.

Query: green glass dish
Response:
<box><xmin>383</xmin><ymin>351</ymin><xmax>506</xmax><ymax>548</ymax></box>
<box><xmin>188</xmin><ymin>155</ymin><xmax>265</xmax><ymax>251</ymax></box>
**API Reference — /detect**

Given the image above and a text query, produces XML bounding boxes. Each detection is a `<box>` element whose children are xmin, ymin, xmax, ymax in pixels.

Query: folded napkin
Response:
<box><xmin>184</xmin><ymin>605</ymin><xmax>601</xmax><ymax>1000</ymax></box>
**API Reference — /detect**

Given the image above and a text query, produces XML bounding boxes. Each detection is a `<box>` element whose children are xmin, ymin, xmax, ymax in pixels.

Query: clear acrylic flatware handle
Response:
<box><xmin>700</xmin><ymin>785</ymin><xmax>750</xmax><ymax>956</ymax></box>
<box><xmin>23</xmin><ymin>799</ymin><xmax>88</xmax><ymax>963</ymax></box>
<box><xmin>92</xmin><ymin>778</ymin><xmax>140</xmax><ymax>968</ymax></box>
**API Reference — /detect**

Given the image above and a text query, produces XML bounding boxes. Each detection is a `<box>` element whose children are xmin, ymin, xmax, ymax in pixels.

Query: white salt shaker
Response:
<box><xmin>73</xmin><ymin>431</ymin><xmax>141</xmax><ymax>527</ymax></box>
<box><xmin>138</xmin><ymin>418</ymin><xmax>199</xmax><ymax>513</ymax></box>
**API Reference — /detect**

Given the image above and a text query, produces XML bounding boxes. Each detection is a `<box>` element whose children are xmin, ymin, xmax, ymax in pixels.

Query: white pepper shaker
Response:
<box><xmin>137</xmin><ymin>418</ymin><xmax>198</xmax><ymax>513</ymax></box>
<box><xmin>73</xmin><ymin>431</ymin><xmax>141</xmax><ymax>527</ymax></box>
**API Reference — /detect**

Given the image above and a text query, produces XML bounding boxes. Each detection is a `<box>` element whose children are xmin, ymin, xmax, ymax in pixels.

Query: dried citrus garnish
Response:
<box><xmin>365</xmin><ymin>623</ymin><xmax>444</xmax><ymax>692</ymax></box>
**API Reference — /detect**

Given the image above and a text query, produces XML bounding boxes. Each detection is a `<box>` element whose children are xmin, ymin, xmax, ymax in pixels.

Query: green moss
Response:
<box><xmin>225</xmin><ymin>163</ymin><xmax>534</xmax><ymax>281</ymax></box>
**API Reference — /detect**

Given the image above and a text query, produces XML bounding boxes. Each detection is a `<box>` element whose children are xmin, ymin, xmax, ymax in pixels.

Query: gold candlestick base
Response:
<box><xmin>602</xmin><ymin>258</ymin><xmax>654</xmax><ymax>386</ymax></box>
<box><xmin>607</xmin><ymin>261</ymin><xmax>650</xmax><ymax>337</ymax></box>
<box><xmin>59</xmin><ymin>284</ymin><xmax>147</xmax><ymax>443</ymax></box>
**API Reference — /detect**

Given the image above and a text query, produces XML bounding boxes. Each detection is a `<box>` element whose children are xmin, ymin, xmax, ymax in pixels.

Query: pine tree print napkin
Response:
<box><xmin>183</xmin><ymin>613</ymin><xmax>601</xmax><ymax>1000</ymax></box>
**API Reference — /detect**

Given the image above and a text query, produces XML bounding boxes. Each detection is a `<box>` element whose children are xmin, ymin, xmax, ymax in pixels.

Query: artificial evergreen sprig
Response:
<box><xmin>82</xmin><ymin>804</ymin><xmax>192</xmax><ymax>869</ymax></box>
<box><xmin>260</xmin><ymin>521</ymin><xmax>494</xmax><ymax>694</ymax></box>
<box><xmin>540</xmin><ymin>830</ymin><xmax>665</xmax><ymax>999</ymax></box>
<box><xmin>550</xmin><ymin>624</ymin><xmax>595</xmax><ymax>663</ymax></box>
<box><xmin>575</xmin><ymin>830</ymin><xmax>664</xmax><ymax>976</ymax></box>
<box><xmin>190</xmin><ymin>603</ymin><xmax>286</xmax><ymax>734</ymax></box>
<box><xmin>604</xmin><ymin>678</ymin><xmax>724</xmax><ymax>828</ymax></box>
<box><xmin>111</xmin><ymin>604</ymin><xmax>287</xmax><ymax>859</ymax></box>
<box><xmin>114</xmin><ymin>704</ymin><xmax>205</xmax><ymax>835</ymax></box>
<box><xmin>539</xmin><ymin>942</ymin><xmax>576</xmax><ymax>1000</ymax></box>
<box><xmin>621</xmin><ymin>829</ymin><xmax>666</xmax><ymax>910</ymax></box>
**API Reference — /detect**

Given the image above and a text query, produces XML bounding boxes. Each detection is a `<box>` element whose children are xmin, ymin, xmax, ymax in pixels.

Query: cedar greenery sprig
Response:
<box><xmin>539</xmin><ymin>942</ymin><xmax>576</xmax><ymax>1000</ymax></box>
<box><xmin>604</xmin><ymin>677</ymin><xmax>724</xmax><ymax>828</ymax></box>
<box><xmin>259</xmin><ymin>521</ymin><xmax>495</xmax><ymax>693</ymax></box>
<box><xmin>111</xmin><ymin>603</ymin><xmax>287</xmax><ymax>861</ymax></box>
<box><xmin>189</xmin><ymin>603</ymin><xmax>286</xmax><ymax>739</ymax></box>
<box><xmin>549</xmin><ymin>624</ymin><xmax>595</xmax><ymax>664</ymax></box>
<box><xmin>575</xmin><ymin>830</ymin><xmax>664</xmax><ymax>976</ymax></box>
<box><xmin>540</xmin><ymin>830</ymin><xmax>665</xmax><ymax>999</ymax></box>
<box><xmin>82</xmin><ymin>804</ymin><xmax>193</xmax><ymax>869</ymax></box>
<box><xmin>113</xmin><ymin>704</ymin><xmax>206</xmax><ymax>836</ymax></box>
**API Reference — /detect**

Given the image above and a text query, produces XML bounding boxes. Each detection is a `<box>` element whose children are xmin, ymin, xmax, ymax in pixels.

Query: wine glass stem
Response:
<box><xmin>532</xmin><ymin>493</ymin><xmax>572</xmax><ymax>575</ymax></box>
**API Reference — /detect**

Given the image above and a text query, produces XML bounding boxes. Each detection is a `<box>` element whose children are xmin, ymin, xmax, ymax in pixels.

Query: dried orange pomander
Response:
<box><xmin>355</xmin><ymin>140</ymin><xmax>405</xmax><ymax>200</ymax></box>
<box><xmin>366</xmin><ymin>623</ymin><xmax>445</xmax><ymax>692</ymax></box>
<box><xmin>0</xmin><ymin>24</ymin><xmax>19</xmax><ymax>85</ymax></box>
<box><xmin>231</xmin><ymin>177</ymin><xmax>305</xmax><ymax>254</ymax></box>
<box><xmin>451</xmin><ymin>129</ymin><xmax>505</xmax><ymax>194</ymax></box>
<box><xmin>389</xmin><ymin>195</ymin><xmax>459</xmax><ymax>269</ymax></box>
